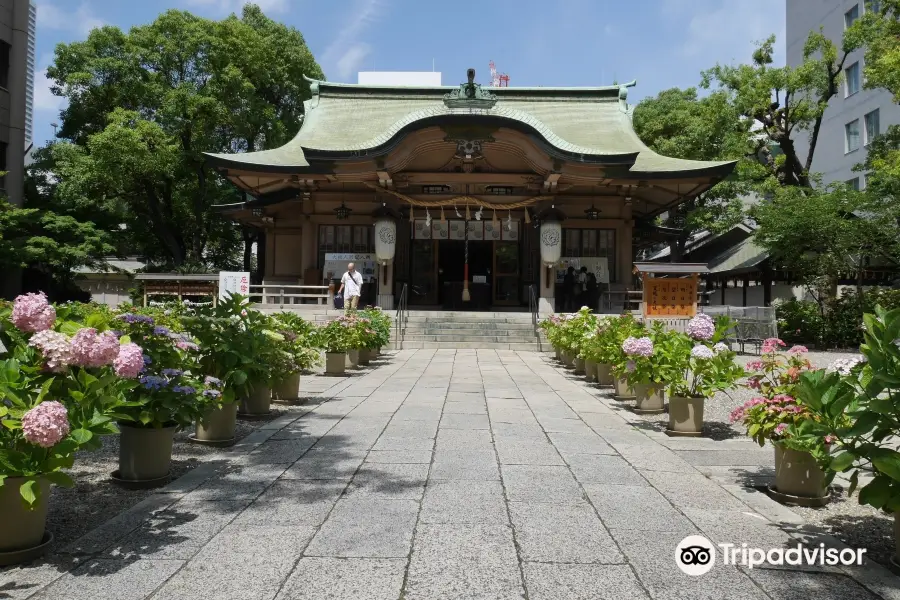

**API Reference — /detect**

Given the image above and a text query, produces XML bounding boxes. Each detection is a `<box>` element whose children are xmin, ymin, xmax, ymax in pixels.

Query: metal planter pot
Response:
<box><xmin>773</xmin><ymin>445</ymin><xmax>828</xmax><ymax>500</ymax></box>
<box><xmin>347</xmin><ymin>349</ymin><xmax>360</xmax><ymax>369</ymax></box>
<box><xmin>240</xmin><ymin>385</ymin><xmax>271</xmax><ymax>416</ymax></box>
<box><xmin>584</xmin><ymin>359</ymin><xmax>597</xmax><ymax>382</ymax></box>
<box><xmin>359</xmin><ymin>348</ymin><xmax>372</xmax><ymax>365</ymax></box>
<box><xmin>272</xmin><ymin>372</ymin><xmax>302</xmax><ymax>402</ymax></box>
<box><xmin>118</xmin><ymin>423</ymin><xmax>177</xmax><ymax>481</ymax></box>
<box><xmin>596</xmin><ymin>363</ymin><xmax>614</xmax><ymax>387</ymax></box>
<box><xmin>667</xmin><ymin>396</ymin><xmax>705</xmax><ymax>436</ymax></box>
<box><xmin>632</xmin><ymin>383</ymin><xmax>666</xmax><ymax>414</ymax></box>
<box><xmin>195</xmin><ymin>403</ymin><xmax>238</xmax><ymax>444</ymax></box>
<box><xmin>613</xmin><ymin>377</ymin><xmax>635</xmax><ymax>400</ymax></box>
<box><xmin>573</xmin><ymin>356</ymin><xmax>585</xmax><ymax>374</ymax></box>
<box><xmin>0</xmin><ymin>477</ymin><xmax>50</xmax><ymax>558</ymax></box>
<box><xmin>325</xmin><ymin>352</ymin><xmax>347</xmax><ymax>375</ymax></box>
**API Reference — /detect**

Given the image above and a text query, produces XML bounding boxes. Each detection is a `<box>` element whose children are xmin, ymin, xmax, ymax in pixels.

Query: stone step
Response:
<box><xmin>407</xmin><ymin>325</ymin><xmax>537</xmax><ymax>334</ymax></box>
<box><xmin>399</xmin><ymin>334</ymin><xmax>541</xmax><ymax>343</ymax></box>
<box><xmin>395</xmin><ymin>341</ymin><xmax>547</xmax><ymax>350</ymax></box>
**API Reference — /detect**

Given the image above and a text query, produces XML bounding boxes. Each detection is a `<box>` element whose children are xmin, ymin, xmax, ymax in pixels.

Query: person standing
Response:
<box><xmin>563</xmin><ymin>266</ymin><xmax>576</xmax><ymax>312</ymax></box>
<box><xmin>338</xmin><ymin>262</ymin><xmax>363</xmax><ymax>314</ymax></box>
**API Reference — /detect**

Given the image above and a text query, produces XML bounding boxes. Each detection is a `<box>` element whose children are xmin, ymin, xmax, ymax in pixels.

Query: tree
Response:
<box><xmin>849</xmin><ymin>0</ymin><xmax>900</xmax><ymax>101</ymax></box>
<box><xmin>752</xmin><ymin>183</ymin><xmax>900</xmax><ymax>303</ymax></box>
<box><xmin>702</xmin><ymin>34</ymin><xmax>862</xmax><ymax>188</ymax></box>
<box><xmin>45</xmin><ymin>5</ymin><xmax>324</xmax><ymax>270</ymax></box>
<box><xmin>633</xmin><ymin>88</ymin><xmax>760</xmax><ymax>261</ymax></box>
<box><xmin>0</xmin><ymin>199</ymin><xmax>114</xmax><ymax>291</ymax></box>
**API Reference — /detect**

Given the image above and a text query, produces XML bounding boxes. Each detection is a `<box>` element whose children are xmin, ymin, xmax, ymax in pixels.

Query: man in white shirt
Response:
<box><xmin>338</xmin><ymin>262</ymin><xmax>363</xmax><ymax>313</ymax></box>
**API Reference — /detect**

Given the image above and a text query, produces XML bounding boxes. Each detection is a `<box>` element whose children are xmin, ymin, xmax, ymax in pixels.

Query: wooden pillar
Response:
<box><xmin>742</xmin><ymin>275</ymin><xmax>749</xmax><ymax>307</ymax></box>
<box><xmin>762</xmin><ymin>265</ymin><xmax>773</xmax><ymax>306</ymax></box>
<box><xmin>720</xmin><ymin>278</ymin><xmax>726</xmax><ymax>305</ymax></box>
<box><xmin>300</xmin><ymin>218</ymin><xmax>315</xmax><ymax>281</ymax></box>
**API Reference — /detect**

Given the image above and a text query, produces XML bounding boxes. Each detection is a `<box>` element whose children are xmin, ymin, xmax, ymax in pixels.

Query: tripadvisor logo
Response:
<box><xmin>675</xmin><ymin>535</ymin><xmax>866</xmax><ymax>576</ymax></box>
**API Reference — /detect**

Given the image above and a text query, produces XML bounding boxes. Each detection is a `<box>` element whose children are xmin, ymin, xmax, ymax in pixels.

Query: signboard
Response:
<box><xmin>218</xmin><ymin>271</ymin><xmax>250</xmax><ymax>300</ymax></box>
<box><xmin>643</xmin><ymin>276</ymin><xmax>698</xmax><ymax>317</ymax></box>
<box><xmin>323</xmin><ymin>253</ymin><xmax>377</xmax><ymax>283</ymax></box>
<box><xmin>555</xmin><ymin>257</ymin><xmax>610</xmax><ymax>285</ymax></box>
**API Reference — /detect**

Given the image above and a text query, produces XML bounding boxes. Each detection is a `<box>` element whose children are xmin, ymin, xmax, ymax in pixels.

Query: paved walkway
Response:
<box><xmin>5</xmin><ymin>350</ymin><xmax>900</xmax><ymax>599</ymax></box>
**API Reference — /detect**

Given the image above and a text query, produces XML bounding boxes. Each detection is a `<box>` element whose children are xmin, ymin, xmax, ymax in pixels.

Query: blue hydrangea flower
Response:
<box><xmin>172</xmin><ymin>385</ymin><xmax>197</xmax><ymax>395</ymax></box>
<box><xmin>204</xmin><ymin>376</ymin><xmax>223</xmax><ymax>388</ymax></box>
<box><xmin>153</xmin><ymin>326</ymin><xmax>171</xmax><ymax>336</ymax></box>
<box><xmin>139</xmin><ymin>375</ymin><xmax>168</xmax><ymax>390</ymax></box>
<box><xmin>203</xmin><ymin>389</ymin><xmax>222</xmax><ymax>398</ymax></box>
<box><xmin>118</xmin><ymin>314</ymin><xmax>154</xmax><ymax>325</ymax></box>
<box><xmin>142</xmin><ymin>355</ymin><xmax>153</xmax><ymax>365</ymax></box>
<box><xmin>162</xmin><ymin>368</ymin><xmax>183</xmax><ymax>377</ymax></box>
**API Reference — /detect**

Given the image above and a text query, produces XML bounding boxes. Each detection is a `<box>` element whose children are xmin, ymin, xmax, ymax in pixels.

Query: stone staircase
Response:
<box><xmin>258</xmin><ymin>306</ymin><xmax>547</xmax><ymax>351</ymax></box>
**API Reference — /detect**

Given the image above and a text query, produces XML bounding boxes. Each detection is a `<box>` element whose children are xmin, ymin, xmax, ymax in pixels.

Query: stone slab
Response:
<box><xmin>304</xmin><ymin>497</ymin><xmax>419</xmax><ymax>558</ymax></box>
<box><xmin>547</xmin><ymin>432</ymin><xmax>617</xmax><ymax>456</ymax></box>
<box><xmin>565</xmin><ymin>454</ymin><xmax>649</xmax><ymax>486</ymax></box>
<box><xmin>365</xmin><ymin>449</ymin><xmax>433</xmax><ymax>463</ymax></box>
<box><xmin>494</xmin><ymin>437</ymin><xmax>566</xmax><ymax>466</ymax></box>
<box><xmin>229</xmin><ymin>479</ymin><xmax>346</xmax><ymax>527</ymax></box>
<box><xmin>419</xmin><ymin>480</ymin><xmax>508</xmax><ymax>524</ymax></box>
<box><xmin>501</xmin><ymin>465</ymin><xmax>584</xmax><ymax>503</ymax></box>
<box><xmin>279</xmin><ymin>449</ymin><xmax>367</xmax><ymax>481</ymax></box>
<box><xmin>439</xmin><ymin>413</ymin><xmax>491</xmax><ymax>429</ymax></box>
<box><xmin>344</xmin><ymin>463</ymin><xmax>429</xmax><ymax>499</ymax></box>
<box><xmin>508</xmin><ymin>501</ymin><xmax>624</xmax><ymax>564</ymax></box>
<box><xmin>583</xmin><ymin>484</ymin><xmax>696</xmax><ymax>534</ymax></box>
<box><xmin>404</xmin><ymin>523</ymin><xmax>524</xmax><ymax>600</ymax></box>
<box><xmin>27</xmin><ymin>559</ymin><xmax>183</xmax><ymax>600</ymax></box>
<box><xmin>523</xmin><ymin>563</ymin><xmax>651</xmax><ymax>600</ymax></box>
<box><xmin>275</xmin><ymin>557</ymin><xmax>407</xmax><ymax>600</ymax></box>
<box><xmin>641</xmin><ymin>470</ymin><xmax>749</xmax><ymax>511</ymax></box>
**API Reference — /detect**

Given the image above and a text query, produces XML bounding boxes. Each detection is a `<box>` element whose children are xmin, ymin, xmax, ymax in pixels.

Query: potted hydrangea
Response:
<box><xmin>567</xmin><ymin>307</ymin><xmax>598</xmax><ymax>375</ymax></box>
<box><xmin>614</xmin><ymin>324</ymin><xmax>680</xmax><ymax>413</ymax></box>
<box><xmin>791</xmin><ymin>307</ymin><xmax>898</xmax><ymax>559</ymax></box>
<box><xmin>730</xmin><ymin>338</ymin><xmax>830</xmax><ymax>504</ymax></box>
<box><xmin>539</xmin><ymin>315</ymin><xmax>565</xmax><ymax>362</ymax></box>
<box><xmin>359</xmin><ymin>307</ymin><xmax>391</xmax><ymax>362</ymax></box>
<box><xmin>181</xmin><ymin>295</ymin><xmax>276</xmax><ymax>444</ymax></box>
<box><xmin>0</xmin><ymin>293</ymin><xmax>139</xmax><ymax>563</ymax></box>
<box><xmin>313</xmin><ymin>317</ymin><xmax>353</xmax><ymax>375</ymax></box>
<box><xmin>270</xmin><ymin>312</ymin><xmax>320</xmax><ymax>402</ymax></box>
<box><xmin>667</xmin><ymin>314</ymin><xmax>745</xmax><ymax>436</ymax></box>
<box><xmin>112</xmin><ymin>312</ymin><xmax>210</xmax><ymax>484</ymax></box>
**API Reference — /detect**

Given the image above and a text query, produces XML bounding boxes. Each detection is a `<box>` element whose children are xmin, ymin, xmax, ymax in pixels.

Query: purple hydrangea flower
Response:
<box><xmin>153</xmin><ymin>326</ymin><xmax>171</xmax><ymax>336</ymax></box>
<box><xmin>687</xmin><ymin>313</ymin><xmax>715</xmax><ymax>341</ymax></box>
<box><xmin>139</xmin><ymin>375</ymin><xmax>168</xmax><ymax>390</ymax></box>
<box><xmin>117</xmin><ymin>314</ymin><xmax>154</xmax><ymax>325</ymax></box>
<box><xmin>172</xmin><ymin>385</ymin><xmax>196</xmax><ymax>395</ymax></box>
<box><xmin>162</xmin><ymin>368</ymin><xmax>183</xmax><ymax>377</ymax></box>
<box><xmin>204</xmin><ymin>376</ymin><xmax>223</xmax><ymax>388</ymax></box>
<box><xmin>625</xmin><ymin>360</ymin><xmax>636</xmax><ymax>372</ymax></box>
<box><xmin>691</xmin><ymin>345</ymin><xmax>715</xmax><ymax>360</ymax></box>
<box><xmin>203</xmin><ymin>389</ymin><xmax>222</xmax><ymax>399</ymax></box>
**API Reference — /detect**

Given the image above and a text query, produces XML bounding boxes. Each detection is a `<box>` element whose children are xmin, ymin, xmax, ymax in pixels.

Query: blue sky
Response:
<box><xmin>33</xmin><ymin>0</ymin><xmax>785</xmax><ymax>148</ymax></box>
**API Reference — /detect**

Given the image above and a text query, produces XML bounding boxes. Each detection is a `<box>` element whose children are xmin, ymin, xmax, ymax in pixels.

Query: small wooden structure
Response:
<box><xmin>135</xmin><ymin>274</ymin><xmax>219</xmax><ymax>306</ymax></box>
<box><xmin>633</xmin><ymin>262</ymin><xmax>708</xmax><ymax>330</ymax></box>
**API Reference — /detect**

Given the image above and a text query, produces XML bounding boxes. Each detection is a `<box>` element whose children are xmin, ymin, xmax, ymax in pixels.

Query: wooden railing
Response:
<box><xmin>248</xmin><ymin>284</ymin><xmax>331</xmax><ymax>308</ymax></box>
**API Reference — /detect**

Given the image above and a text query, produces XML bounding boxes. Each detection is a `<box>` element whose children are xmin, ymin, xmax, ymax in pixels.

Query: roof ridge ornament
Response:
<box><xmin>617</xmin><ymin>80</ymin><xmax>637</xmax><ymax>112</ymax></box>
<box><xmin>444</xmin><ymin>68</ymin><xmax>497</xmax><ymax>110</ymax></box>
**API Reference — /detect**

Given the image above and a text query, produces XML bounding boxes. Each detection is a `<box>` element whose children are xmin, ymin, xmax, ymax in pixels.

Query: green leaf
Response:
<box><xmin>43</xmin><ymin>471</ymin><xmax>75</xmax><ymax>488</ymax></box>
<box><xmin>848</xmin><ymin>470</ymin><xmax>860</xmax><ymax>497</ymax></box>
<box><xmin>872</xmin><ymin>450</ymin><xmax>900</xmax><ymax>482</ymax></box>
<box><xmin>829</xmin><ymin>451</ymin><xmax>856</xmax><ymax>472</ymax></box>
<box><xmin>232</xmin><ymin>370</ymin><xmax>247</xmax><ymax>386</ymax></box>
<box><xmin>19</xmin><ymin>479</ymin><xmax>37</xmax><ymax>507</ymax></box>
<box><xmin>69</xmin><ymin>428</ymin><xmax>93</xmax><ymax>444</ymax></box>
<box><xmin>859</xmin><ymin>476</ymin><xmax>894</xmax><ymax>508</ymax></box>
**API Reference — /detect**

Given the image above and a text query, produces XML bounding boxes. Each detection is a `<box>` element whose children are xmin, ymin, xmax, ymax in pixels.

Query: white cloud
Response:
<box><xmin>183</xmin><ymin>0</ymin><xmax>289</xmax><ymax>14</ymax></box>
<box><xmin>36</xmin><ymin>2</ymin><xmax>104</xmax><ymax>36</ymax></box>
<box><xmin>662</xmin><ymin>0</ymin><xmax>785</xmax><ymax>65</ymax></box>
<box><xmin>34</xmin><ymin>52</ymin><xmax>65</xmax><ymax>116</ymax></box>
<box><xmin>320</xmin><ymin>0</ymin><xmax>387</xmax><ymax>81</ymax></box>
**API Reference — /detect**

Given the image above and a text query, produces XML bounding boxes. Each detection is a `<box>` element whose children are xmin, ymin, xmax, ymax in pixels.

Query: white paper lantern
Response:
<box><xmin>374</xmin><ymin>218</ymin><xmax>397</xmax><ymax>265</ymax></box>
<box><xmin>539</xmin><ymin>221</ymin><xmax>562</xmax><ymax>266</ymax></box>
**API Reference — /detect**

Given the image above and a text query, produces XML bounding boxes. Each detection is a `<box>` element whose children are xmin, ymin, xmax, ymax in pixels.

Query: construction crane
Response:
<box><xmin>489</xmin><ymin>60</ymin><xmax>509</xmax><ymax>87</ymax></box>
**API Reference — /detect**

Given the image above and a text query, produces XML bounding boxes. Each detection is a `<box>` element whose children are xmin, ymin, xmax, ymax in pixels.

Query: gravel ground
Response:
<box><xmin>601</xmin><ymin>349</ymin><xmax>898</xmax><ymax>569</ymax></box>
<box><xmin>44</xmin><ymin>403</ymin><xmax>309</xmax><ymax>551</ymax></box>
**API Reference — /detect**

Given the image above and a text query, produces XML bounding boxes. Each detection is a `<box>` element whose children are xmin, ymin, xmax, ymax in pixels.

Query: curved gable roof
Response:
<box><xmin>206</xmin><ymin>78</ymin><xmax>735</xmax><ymax>178</ymax></box>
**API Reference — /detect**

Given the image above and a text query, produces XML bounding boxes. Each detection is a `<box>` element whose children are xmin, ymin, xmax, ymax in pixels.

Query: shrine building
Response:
<box><xmin>206</xmin><ymin>69</ymin><xmax>736</xmax><ymax>313</ymax></box>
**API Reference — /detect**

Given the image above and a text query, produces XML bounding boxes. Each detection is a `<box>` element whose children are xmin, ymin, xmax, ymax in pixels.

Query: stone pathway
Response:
<box><xmin>4</xmin><ymin>349</ymin><xmax>900</xmax><ymax>599</ymax></box>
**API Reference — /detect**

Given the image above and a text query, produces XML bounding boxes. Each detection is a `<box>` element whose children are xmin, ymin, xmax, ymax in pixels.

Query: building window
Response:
<box><xmin>846</xmin><ymin>177</ymin><xmax>860</xmax><ymax>191</ymax></box>
<box><xmin>317</xmin><ymin>225</ymin><xmax>374</xmax><ymax>268</ymax></box>
<box><xmin>486</xmin><ymin>186</ymin><xmax>513</xmax><ymax>195</ymax></box>
<box><xmin>0</xmin><ymin>42</ymin><xmax>9</xmax><ymax>89</ymax></box>
<box><xmin>421</xmin><ymin>185</ymin><xmax>449</xmax><ymax>194</ymax></box>
<box><xmin>562</xmin><ymin>228</ymin><xmax>616</xmax><ymax>281</ymax></box>
<box><xmin>866</xmin><ymin>0</ymin><xmax>881</xmax><ymax>13</ymax></box>
<box><xmin>864</xmin><ymin>108</ymin><xmax>880</xmax><ymax>145</ymax></box>
<box><xmin>845</xmin><ymin>119</ymin><xmax>861</xmax><ymax>152</ymax></box>
<box><xmin>845</xmin><ymin>62</ymin><xmax>860</xmax><ymax>96</ymax></box>
<box><xmin>845</xmin><ymin>4</ymin><xmax>860</xmax><ymax>27</ymax></box>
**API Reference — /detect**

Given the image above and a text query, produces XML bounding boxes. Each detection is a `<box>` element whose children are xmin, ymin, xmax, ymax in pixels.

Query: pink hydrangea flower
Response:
<box><xmin>761</xmin><ymin>338</ymin><xmax>786</xmax><ymax>354</ymax></box>
<box><xmin>114</xmin><ymin>342</ymin><xmax>144</xmax><ymax>378</ymax></box>
<box><xmin>746</xmin><ymin>360</ymin><xmax>765</xmax><ymax>372</ymax></box>
<box><xmin>747</xmin><ymin>377</ymin><xmax>761</xmax><ymax>389</ymax></box>
<box><xmin>622</xmin><ymin>336</ymin><xmax>653</xmax><ymax>357</ymax></box>
<box><xmin>11</xmin><ymin>292</ymin><xmax>56</xmax><ymax>333</ymax></box>
<box><xmin>70</xmin><ymin>328</ymin><xmax>121</xmax><ymax>368</ymax></box>
<box><xmin>28</xmin><ymin>330</ymin><xmax>73</xmax><ymax>372</ymax></box>
<box><xmin>788</xmin><ymin>345</ymin><xmax>809</xmax><ymax>355</ymax></box>
<box><xmin>21</xmin><ymin>401</ymin><xmax>70</xmax><ymax>448</ymax></box>
<box><xmin>687</xmin><ymin>313</ymin><xmax>715</xmax><ymax>341</ymax></box>
<box><xmin>774</xmin><ymin>423</ymin><xmax>789</xmax><ymax>436</ymax></box>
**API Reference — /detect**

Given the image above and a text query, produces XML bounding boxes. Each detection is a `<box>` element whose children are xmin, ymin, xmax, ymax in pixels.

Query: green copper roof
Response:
<box><xmin>707</xmin><ymin>236</ymin><xmax>769</xmax><ymax>274</ymax></box>
<box><xmin>206</xmin><ymin>78</ymin><xmax>735</xmax><ymax>177</ymax></box>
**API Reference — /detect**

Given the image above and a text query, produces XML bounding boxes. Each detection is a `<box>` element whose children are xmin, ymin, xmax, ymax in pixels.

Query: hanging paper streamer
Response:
<box><xmin>440</xmin><ymin>206</ymin><xmax>446</xmax><ymax>222</ymax></box>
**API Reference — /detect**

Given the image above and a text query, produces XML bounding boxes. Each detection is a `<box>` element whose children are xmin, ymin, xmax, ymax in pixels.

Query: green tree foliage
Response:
<box><xmin>848</xmin><ymin>0</ymin><xmax>900</xmax><ymax>101</ymax></box>
<box><xmin>702</xmin><ymin>34</ymin><xmax>861</xmax><ymax>188</ymax></box>
<box><xmin>0</xmin><ymin>199</ymin><xmax>114</xmax><ymax>287</ymax></box>
<box><xmin>44</xmin><ymin>5</ymin><xmax>324</xmax><ymax>269</ymax></box>
<box><xmin>633</xmin><ymin>88</ymin><xmax>760</xmax><ymax>260</ymax></box>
